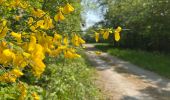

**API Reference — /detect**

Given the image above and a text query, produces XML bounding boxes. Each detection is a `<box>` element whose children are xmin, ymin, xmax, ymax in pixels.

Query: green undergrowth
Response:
<box><xmin>95</xmin><ymin>43</ymin><xmax>170</xmax><ymax>79</ymax></box>
<box><xmin>41</xmin><ymin>56</ymin><xmax>100</xmax><ymax>99</ymax></box>
<box><xmin>0</xmin><ymin>52</ymin><xmax>101</xmax><ymax>100</ymax></box>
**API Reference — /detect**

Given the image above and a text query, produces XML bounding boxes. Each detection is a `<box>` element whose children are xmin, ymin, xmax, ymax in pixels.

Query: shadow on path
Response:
<box><xmin>84</xmin><ymin>44</ymin><xmax>170</xmax><ymax>100</ymax></box>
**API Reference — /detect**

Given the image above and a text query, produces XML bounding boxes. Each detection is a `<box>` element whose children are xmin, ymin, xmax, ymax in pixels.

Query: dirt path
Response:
<box><xmin>84</xmin><ymin>44</ymin><xmax>170</xmax><ymax>100</ymax></box>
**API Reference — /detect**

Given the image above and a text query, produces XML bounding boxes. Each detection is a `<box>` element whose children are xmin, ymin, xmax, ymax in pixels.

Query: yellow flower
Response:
<box><xmin>31</xmin><ymin>8</ymin><xmax>45</xmax><ymax>18</ymax></box>
<box><xmin>72</xmin><ymin>34</ymin><xmax>79</xmax><ymax>46</ymax></box>
<box><xmin>49</xmin><ymin>48</ymin><xmax>61</xmax><ymax>57</ymax></box>
<box><xmin>63</xmin><ymin>36</ymin><xmax>69</xmax><ymax>46</ymax></box>
<box><xmin>54</xmin><ymin>10</ymin><xmax>65</xmax><ymax>22</ymax></box>
<box><xmin>53</xmin><ymin>33</ymin><xmax>62</xmax><ymax>45</ymax></box>
<box><xmin>64</xmin><ymin>48</ymin><xmax>81</xmax><ymax>59</ymax></box>
<box><xmin>58</xmin><ymin>45</ymin><xmax>67</xmax><ymax>50</ymax></box>
<box><xmin>29</xmin><ymin>44</ymin><xmax>45</xmax><ymax>77</ymax></box>
<box><xmin>11</xmin><ymin>32</ymin><xmax>22</xmax><ymax>42</ymax></box>
<box><xmin>64</xmin><ymin>50</ymin><xmax>72</xmax><ymax>58</ymax></box>
<box><xmin>19</xmin><ymin>1</ymin><xmax>29</xmax><ymax>9</ymax></box>
<box><xmin>32</xmin><ymin>92</ymin><xmax>40</xmax><ymax>100</ymax></box>
<box><xmin>114</xmin><ymin>32</ymin><xmax>120</xmax><ymax>41</ymax></box>
<box><xmin>103</xmin><ymin>31</ymin><xmax>109</xmax><ymax>40</ymax></box>
<box><xmin>32</xmin><ymin>44</ymin><xmax>45</xmax><ymax>60</ymax></box>
<box><xmin>0</xmin><ymin>19</ymin><xmax>7</xmax><ymax>26</ymax></box>
<box><xmin>30</xmin><ymin>26</ymin><xmax>37</xmax><ymax>32</ymax></box>
<box><xmin>74</xmin><ymin>54</ymin><xmax>81</xmax><ymax>58</ymax></box>
<box><xmin>28</xmin><ymin>35</ymin><xmax>36</xmax><ymax>52</ymax></box>
<box><xmin>30</xmin><ymin>57</ymin><xmax>46</xmax><ymax>77</ymax></box>
<box><xmin>36</xmin><ymin>20</ymin><xmax>44</xmax><ymax>28</ymax></box>
<box><xmin>43</xmin><ymin>16</ymin><xmax>54</xmax><ymax>29</ymax></box>
<box><xmin>0</xmin><ymin>74</ymin><xmax>16</xmax><ymax>83</ymax></box>
<box><xmin>0</xmin><ymin>26</ymin><xmax>8</xmax><ymax>39</ymax></box>
<box><xmin>95</xmin><ymin>32</ymin><xmax>99</xmax><ymax>42</ymax></box>
<box><xmin>14</xmin><ymin>15</ymin><xmax>21</xmax><ymax>21</ymax></box>
<box><xmin>12</xmin><ymin>69</ymin><xmax>24</xmax><ymax>76</ymax></box>
<box><xmin>28</xmin><ymin>17</ymin><xmax>34</xmax><ymax>25</ymax></box>
<box><xmin>102</xmin><ymin>29</ymin><xmax>113</xmax><ymax>40</ymax></box>
<box><xmin>45</xmin><ymin>47</ymin><xmax>52</xmax><ymax>54</ymax></box>
<box><xmin>54</xmin><ymin>33</ymin><xmax>62</xmax><ymax>40</ymax></box>
<box><xmin>13</xmin><ymin>53</ymin><xmax>28</xmax><ymax>68</ymax></box>
<box><xmin>18</xmin><ymin>83</ymin><xmax>27</xmax><ymax>100</ymax></box>
<box><xmin>0</xmin><ymin>44</ymin><xmax>16</xmax><ymax>66</ymax></box>
<box><xmin>115</xmin><ymin>26</ymin><xmax>122</xmax><ymax>33</ymax></box>
<box><xmin>114</xmin><ymin>26</ymin><xmax>121</xmax><ymax>41</ymax></box>
<box><xmin>0</xmin><ymin>41</ymin><xmax>7</xmax><ymax>48</ymax></box>
<box><xmin>95</xmin><ymin>51</ymin><xmax>102</xmax><ymax>55</ymax></box>
<box><xmin>71</xmin><ymin>34</ymin><xmax>85</xmax><ymax>47</ymax></box>
<box><xmin>108</xmin><ymin>28</ymin><xmax>113</xmax><ymax>33</ymax></box>
<box><xmin>64</xmin><ymin>50</ymin><xmax>81</xmax><ymax>59</ymax></box>
<box><xmin>10</xmin><ymin>0</ymin><xmax>20</xmax><ymax>8</ymax></box>
<box><xmin>23</xmin><ymin>52</ymin><xmax>31</xmax><ymax>58</ymax></box>
<box><xmin>3</xmin><ymin>49</ymin><xmax>15</xmax><ymax>59</ymax></box>
<box><xmin>0</xmin><ymin>69</ymin><xmax>23</xmax><ymax>83</ymax></box>
<box><xmin>63</xmin><ymin>3</ymin><xmax>74</xmax><ymax>14</ymax></box>
<box><xmin>78</xmin><ymin>37</ymin><xmax>86</xmax><ymax>44</ymax></box>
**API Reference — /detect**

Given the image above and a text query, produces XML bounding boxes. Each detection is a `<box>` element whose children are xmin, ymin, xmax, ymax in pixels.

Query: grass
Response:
<box><xmin>95</xmin><ymin>43</ymin><xmax>170</xmax><ymax>78</ymax></box>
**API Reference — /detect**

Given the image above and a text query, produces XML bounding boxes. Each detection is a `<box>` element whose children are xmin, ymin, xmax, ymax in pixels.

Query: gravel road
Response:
<box><xmin>84</xmin><ymin>44</ymin><xmax>170</xmax><ymax>100</ymax></box>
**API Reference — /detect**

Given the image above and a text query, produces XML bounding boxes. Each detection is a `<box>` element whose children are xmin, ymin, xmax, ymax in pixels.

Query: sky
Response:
<box><xmin>81</xmin><ymin>0</ymin><xmax>106</xmax><ymax>30</ymax></box>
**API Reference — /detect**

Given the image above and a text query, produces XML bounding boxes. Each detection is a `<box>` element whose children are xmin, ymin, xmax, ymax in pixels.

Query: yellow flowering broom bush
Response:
<box><xmin>0</xmin><ymin>0</ymin><xmax>121</xmax><ymax>99</ymax></box>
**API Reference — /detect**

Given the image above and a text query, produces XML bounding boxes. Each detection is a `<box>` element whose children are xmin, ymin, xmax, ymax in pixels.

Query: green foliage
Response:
<box><xmin>39</xmin><ymin>56</ymin><xmax>100</xmax><ymax>99</ymax></box>
<box><xmin>101</xmin><ymin>0</ymin><xmax>170</xmax><ymax>52</ymax></box>
<box><xmin>0</xmin><ymin>83</ymin><xmax>20</xmax><ymax>99</ymax></box>
<box><xmin>95</xmin><ymin>43</ymin><xmax>170</xmax><ymax>78</ymax></box>
<box><xmin>0</xmin><ymin>82</ymin><xmax>43</xmax><ymax>100</ymax></box>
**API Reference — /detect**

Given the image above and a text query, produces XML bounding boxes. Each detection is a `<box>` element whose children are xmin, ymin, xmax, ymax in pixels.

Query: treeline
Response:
<box><xmin>100</xmin><ymin>0</ymin><xmax>170</xmax><ymax>52</ymax></box>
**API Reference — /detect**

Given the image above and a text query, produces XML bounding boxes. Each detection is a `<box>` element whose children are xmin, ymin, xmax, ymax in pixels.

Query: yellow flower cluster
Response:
<box><xmin>31</xmin><ymin>8</ymin><xmax>45</xmax><ymax>18</ymax></box>
<box><xmin>32</xmin><ymin>92</ymin><xmax>40</xmax><ymax>100</ymax></box>
<box><xmin>0</xmin><ymin>0</ymin><xmax>29</xmax><ymax>9</ymax></box>
<box><xmin>0</xmin><ymin>69</ymin><xmax>23</xmax><ymax>83</ymax></box>
<box><xmin>72</xmin><ymin>34</ymin><xmax>86</xmax><ymax>46</ymax></box>
<box><xmin>54</xmin><ymin>3</ymin><xmax>74</xmax><ymax>22</ymax></box>
<box><xmin>0</xmin><ymin>0</ymin><xmax>81</xmax><ymax>81</ymax></box>
<box><xmin>64</xmin><ymin>48</ymin><xmax>81</xmax><ymax>58</ymax></box>
<box><xmin>95</xmin><ymin>26</ymin><xmax>122</xmax><ymax>42</ymax></box>
<box><xmin>29</xmin><ymin>15</ymin><xmax>54</xmax><ymax>32</ymax></box>
<box><xmin>18</xmin><ymin>82</ymin><xmax>27</xmax><ymax>100</ymax></box>
<box><xmin>0</xmin><ymin>19</ymin><xmax>8</xmax><ymax>39</ymax></box>
<box><xmin>0</xmin><ymin>27</ymin><xmax>84</xmax><ymax>78</ymax></box>
<box><xmin>11</xmin><ymin>32</ymin><xmax>22</xmax><ymax>42</ymax></box>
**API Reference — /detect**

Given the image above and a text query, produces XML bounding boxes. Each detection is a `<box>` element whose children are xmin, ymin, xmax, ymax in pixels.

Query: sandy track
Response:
<box><xmin>84</xmin><ymin>44</ymin><xmax>170</xmax><ymax>100</ymax></box>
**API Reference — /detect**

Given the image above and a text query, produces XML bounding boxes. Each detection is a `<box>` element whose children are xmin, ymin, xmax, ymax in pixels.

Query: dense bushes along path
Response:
<box><xmin>84</xmin><ymin>44</ymin><xmax>170</xmax><ymax>100</ymax></box>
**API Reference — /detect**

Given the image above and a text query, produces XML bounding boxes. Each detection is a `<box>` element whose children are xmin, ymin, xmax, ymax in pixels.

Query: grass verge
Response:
<box><xmin>95</xmin><ymin>43</ymin><xmax>170</xmax><ymax>78</ymax></box>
